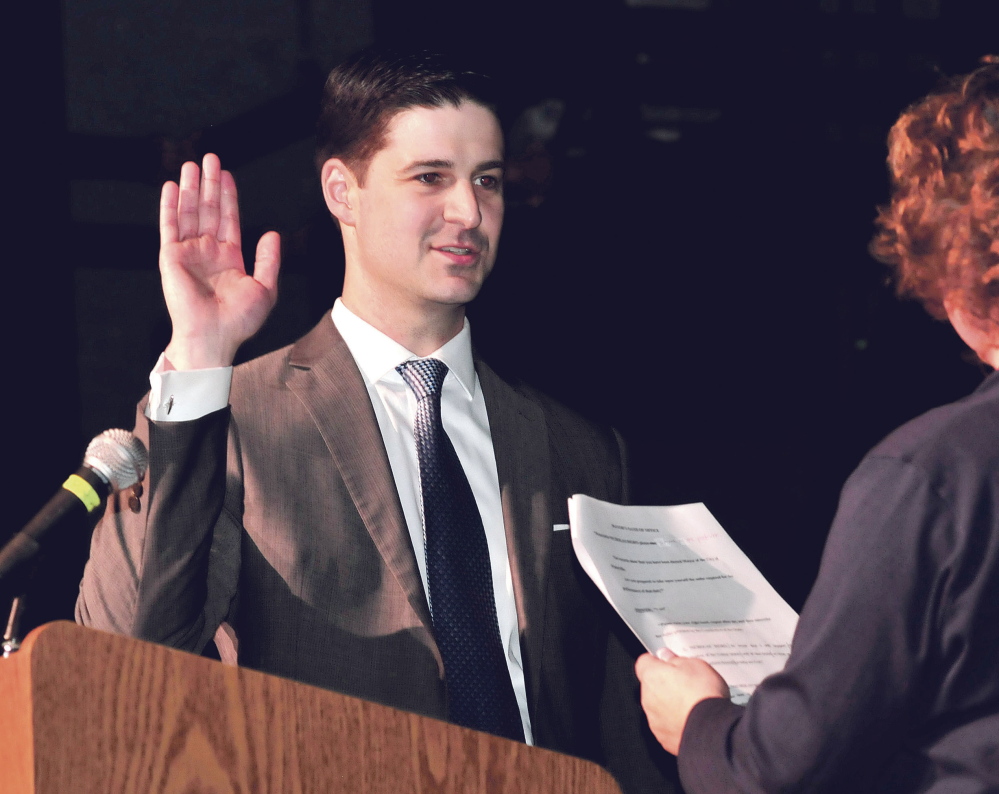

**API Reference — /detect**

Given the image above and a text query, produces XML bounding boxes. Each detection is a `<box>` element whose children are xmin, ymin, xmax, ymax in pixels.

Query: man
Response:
<box><xmin>77</xmin><ymin>49</ymin><xmax>673</xmax><ymax>792</ymax></box>
<box><xmin>634</xmin><ymin>57</ymin><xmax>999</xmax><ymax>792</ymax></box>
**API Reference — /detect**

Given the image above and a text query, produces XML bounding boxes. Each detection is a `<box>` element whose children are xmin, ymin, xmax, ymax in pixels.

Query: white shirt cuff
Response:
<box><xmin>146</xmin><ymin>352</ymin><xmax>233</xmax><ymax>422</ymax></box>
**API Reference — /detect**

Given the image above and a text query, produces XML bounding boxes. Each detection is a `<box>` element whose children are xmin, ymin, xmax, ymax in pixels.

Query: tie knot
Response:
<box><xmin>397</xmin><ymin>358</ymin><xmax>449</xmax><ymax>401</ymax></box>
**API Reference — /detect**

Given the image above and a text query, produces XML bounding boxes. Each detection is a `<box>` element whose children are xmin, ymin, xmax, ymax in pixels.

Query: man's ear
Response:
<box><xmin>321</xmin><ymin>158</ymin><xmax>357</xmax><ymax>226</ymax></box>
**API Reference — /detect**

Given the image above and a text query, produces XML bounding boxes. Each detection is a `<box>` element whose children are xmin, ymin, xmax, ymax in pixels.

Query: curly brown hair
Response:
<box><xmin>870</xmin><ymin>57</ymin><xmax>999</xmax><ymax>324</ymax></box>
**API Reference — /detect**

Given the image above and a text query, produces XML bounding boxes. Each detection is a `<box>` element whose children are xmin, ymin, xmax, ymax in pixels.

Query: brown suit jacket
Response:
<box><xmin>78</xmin><ymin>314</ymin><xmax>677</xmax><ymax>792</ymax></box>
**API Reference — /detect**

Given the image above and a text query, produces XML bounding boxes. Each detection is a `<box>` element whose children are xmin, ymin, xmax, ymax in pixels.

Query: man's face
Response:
<box><xmin>340</xmin><ymin>101</ymin><xmax>504</xmax><ymax>318</ymax></box>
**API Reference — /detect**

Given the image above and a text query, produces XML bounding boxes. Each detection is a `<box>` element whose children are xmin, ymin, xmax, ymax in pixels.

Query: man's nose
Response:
<box><xmin>442</xmin><ymin>181</ymin><xmax>481</xmax><ymax>228</ymax></box>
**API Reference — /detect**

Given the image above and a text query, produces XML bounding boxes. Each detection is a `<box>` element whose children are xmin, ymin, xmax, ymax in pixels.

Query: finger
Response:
<box><xmin>159</xmin><ymin>181</ymin><xmax>180</xmax><ymax>245</ymax></box>
<box><xmin>177</xmin><ymin>160</ymin><xmax>201</xmax><ymax>240</ymax></box>
<box><xmin>218</xmin><ymin>170</ymin><xmax>242</xmax><ymax>248</ymax></box>
<box><xmin>635</xmin><ymin>652</ymin><xmax>664</xmax><ymax>681</ymax></box>
<box><xmin>199</xmin><ymin>153</ymin><xmax>222</xmax><ymax>239</ymax></box>
<box><xmin>656</xmin><ymin>646</ymin><xmax>677</xmax><ymax>661</ymax></box>
<box><xmin>253</xmin><ymin>231</ymin><xmax>282</xmax><ymax>295</ymax></box>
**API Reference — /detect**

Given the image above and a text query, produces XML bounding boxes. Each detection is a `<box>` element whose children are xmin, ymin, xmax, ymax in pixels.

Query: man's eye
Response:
<box><xmin>475</xmin><ymin>174</ymin><xmax>502</xmax><ymax>190</ymax></box>
<box><xmin>416</xmin><ymin>173</ymin><xmax>442</xmax><ymax>185</ymax></box>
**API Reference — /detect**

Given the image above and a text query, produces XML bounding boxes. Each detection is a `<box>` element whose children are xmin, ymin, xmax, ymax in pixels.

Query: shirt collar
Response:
<box><xmin>331</xmin><ymin>299</ymin><xmax>477</xmax><ymax>398</ymax></box>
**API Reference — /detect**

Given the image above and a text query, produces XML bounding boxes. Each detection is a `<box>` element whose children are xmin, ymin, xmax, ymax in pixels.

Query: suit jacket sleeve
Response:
<box><xmin>525</xmin><ymin>394</ymin><xmax>680</xmax><ymax>793</ymax></box>
<box><xmin>599</xmin><ymin>431</ymin><xmax>683</xmax><ymax>794</ymax></box>
<box><xmin>76</xmin><ymin>400</ymin><xmax>240</xmax><ymax>654</ymax></box>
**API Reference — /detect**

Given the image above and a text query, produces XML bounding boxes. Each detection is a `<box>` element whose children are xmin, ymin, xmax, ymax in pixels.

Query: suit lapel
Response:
<box><xmin>284</xmin><ymin>316</ymin><xmax>435</xmax><ymax>635</ymax></box>
<box><xmin>477</xmin><ymin>360</ymin><xmax>552</xmax><ymax>721</ymax></box>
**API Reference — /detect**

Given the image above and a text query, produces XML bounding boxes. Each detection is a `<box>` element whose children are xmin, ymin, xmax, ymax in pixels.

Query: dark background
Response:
<box><xmin>7</xmin><ymin>0</ymin><xmax>996</xmax><ymax>637</ymax></box>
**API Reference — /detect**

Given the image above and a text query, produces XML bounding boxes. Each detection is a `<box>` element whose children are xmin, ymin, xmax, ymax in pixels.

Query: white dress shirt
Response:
<box><xmin>147</xmin><ymin>299</ymin><xmax>533</xmax><ymax>742</ymax></box>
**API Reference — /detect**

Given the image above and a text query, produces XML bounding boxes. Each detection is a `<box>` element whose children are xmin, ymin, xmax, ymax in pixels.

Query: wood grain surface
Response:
<box><xmin>0</xmin><ymin>622</ymin><xmax>623</xmax><ymax>793</ymax></box>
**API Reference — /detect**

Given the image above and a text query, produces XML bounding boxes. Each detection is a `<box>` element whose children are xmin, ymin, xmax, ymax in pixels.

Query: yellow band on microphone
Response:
<box><xmin>62</xmin><ymin>473</ymin><xmax>102</xmax><ymax>513</ymax></box>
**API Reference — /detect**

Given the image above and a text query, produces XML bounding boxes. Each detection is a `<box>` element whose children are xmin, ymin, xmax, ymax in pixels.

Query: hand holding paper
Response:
<box><xmin>634</xmin><ymin>652</ymin><xmax>730</xmax><ymax>754</ymax></box>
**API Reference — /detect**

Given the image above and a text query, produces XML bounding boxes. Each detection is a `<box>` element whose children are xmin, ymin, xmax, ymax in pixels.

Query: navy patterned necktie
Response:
<box><xmin>396</xmin><ymin>358</ymin><xmax>525</xmax><ymax>742</ymax></box>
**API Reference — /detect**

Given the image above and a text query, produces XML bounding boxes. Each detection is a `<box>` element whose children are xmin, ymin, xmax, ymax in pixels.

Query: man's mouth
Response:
<box><xmin>438</xmin><ymin>246</ymin><xmax>477</xmax><ymax>256</ymax></box>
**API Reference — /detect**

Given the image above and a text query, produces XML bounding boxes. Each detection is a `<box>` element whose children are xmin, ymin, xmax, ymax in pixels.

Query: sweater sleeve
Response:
<box><xmin>677</xmin><ymin>455</ymin><xmax>952</xmax><ymax>793</ymax></box>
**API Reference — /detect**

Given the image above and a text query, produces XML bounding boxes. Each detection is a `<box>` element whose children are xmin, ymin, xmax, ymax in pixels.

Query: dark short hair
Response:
<box><xmin>315</xmin><ymin>48</ymin><xmax>498</xmax><ymax>184</ymax></box>
<box><xmin>870</xmin><ymin>56</ymin><xmax>999</xmax><ymax>324</ymax></box>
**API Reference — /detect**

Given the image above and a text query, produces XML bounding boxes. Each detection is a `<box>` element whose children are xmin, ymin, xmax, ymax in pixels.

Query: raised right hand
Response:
<box><xmin>159</xmin><ymin>153</ymin><xmax>281</xmax><ymax>370</ymax></box>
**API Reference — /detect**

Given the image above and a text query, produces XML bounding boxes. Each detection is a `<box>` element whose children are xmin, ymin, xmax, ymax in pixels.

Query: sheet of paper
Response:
<box><xmin>569</xmin><ymin>494</ymin><xmax>798</xmax><ymax>704</ymax></box>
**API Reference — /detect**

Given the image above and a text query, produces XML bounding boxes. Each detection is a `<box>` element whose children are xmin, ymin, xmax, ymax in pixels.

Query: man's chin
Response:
<box><xmin>431</xmin><ymin>290</ymin><xmax>483</xmax><ymax>310</ymax></box>
<box><xmin>433</xmin><ymin>272</ymin><xmax>489</xmax><ymax>306</ymax></box>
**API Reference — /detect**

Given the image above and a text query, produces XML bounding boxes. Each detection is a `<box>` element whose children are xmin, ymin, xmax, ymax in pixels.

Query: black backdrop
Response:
<box><xmin>7</xmin><ymin>0</ymin><xmax>996</xmax><ymax>636</ymax></box>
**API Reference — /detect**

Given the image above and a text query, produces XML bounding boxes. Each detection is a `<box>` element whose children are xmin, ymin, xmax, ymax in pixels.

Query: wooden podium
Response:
<box><xmin>0</xmin><ymin>622</ymin><xmax>623</xmax><ymax>793</ymax></box>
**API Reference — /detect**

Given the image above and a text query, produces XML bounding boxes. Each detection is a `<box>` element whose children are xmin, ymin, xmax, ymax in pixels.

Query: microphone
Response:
<box><xmin>0</xmin><ymin>429</ymin><xmax>148</xmax><ymax>582</ymax></box>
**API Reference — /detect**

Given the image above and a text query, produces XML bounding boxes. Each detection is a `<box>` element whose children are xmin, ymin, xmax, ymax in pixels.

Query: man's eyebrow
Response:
<box><xmin>401</xmin><ymin>158</ymin><xmax>505</xmax><ymax>172</ymax></box>
<box><xmin>402</xmin><ymin>159</ymin><xmax>454</xmax><ymax>172</ymax></box>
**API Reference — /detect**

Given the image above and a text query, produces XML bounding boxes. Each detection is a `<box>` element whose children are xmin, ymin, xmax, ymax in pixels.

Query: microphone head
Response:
<box><xmin>83</xmin><ymin>429</ymin><xmax>149</xmax><ymax>492</ymax></box>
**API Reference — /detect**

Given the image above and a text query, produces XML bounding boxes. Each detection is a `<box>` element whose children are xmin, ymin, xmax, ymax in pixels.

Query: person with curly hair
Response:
<box><xmin>634</xmin><ymin>57</ymin><xmax>999</xmax><ymax>793</ymax></box>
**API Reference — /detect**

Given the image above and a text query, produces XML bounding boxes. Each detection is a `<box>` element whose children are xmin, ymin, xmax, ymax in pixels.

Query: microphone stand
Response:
<box><xmin>2</xmin><ymin>594</ymin><xmax>25</xmax><ymax>656</ymax></box>
<box><xmin>1</xmin><ymin>557</ymin><xmax>36</xmax><ymax>657</ymax></box>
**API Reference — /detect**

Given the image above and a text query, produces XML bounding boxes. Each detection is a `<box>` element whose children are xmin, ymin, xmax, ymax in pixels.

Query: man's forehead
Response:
<box><xmin>377</xmin><ymin>102</ymin><xmax>504</xmax><ymax>166</ymax></box>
